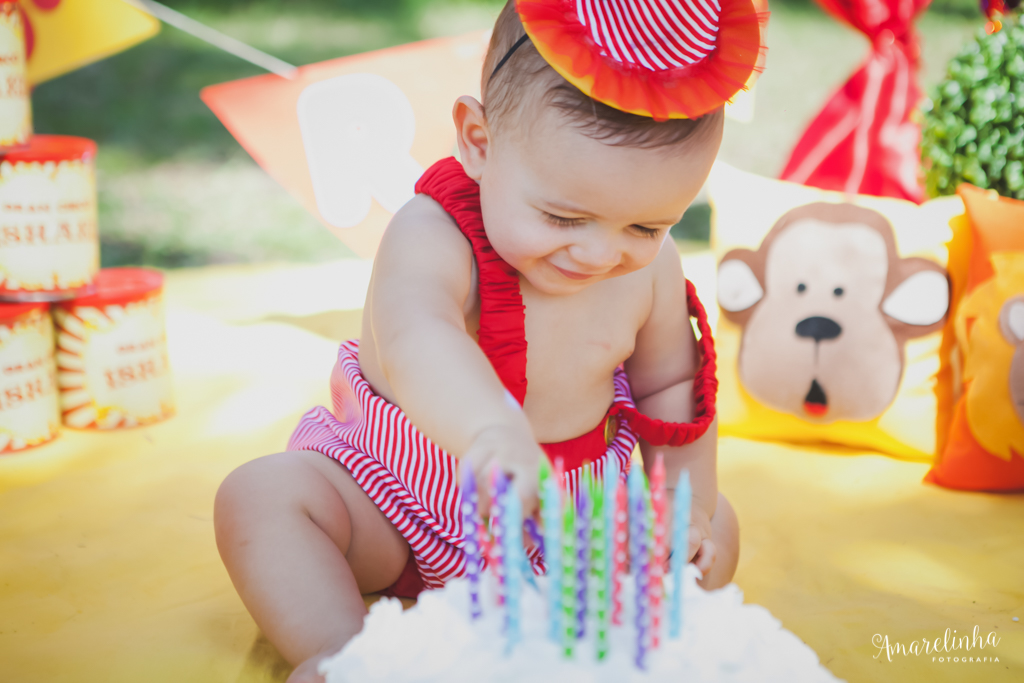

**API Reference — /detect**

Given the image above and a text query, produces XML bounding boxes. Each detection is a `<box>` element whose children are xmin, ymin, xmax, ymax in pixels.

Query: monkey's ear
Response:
<box><xmin>999</xmin><ymin>296</ymin><xmax>1024</xmax><ymax>346</ymax></box>
<box><xmin>882</xmin><ymin>269</ymin><xmax>949</xmax><ymax>326</ymax></box>
<box><xmin>718</xmin><ymin>249</ymin><xmax>764</xmax><ymax>315</ymax></box>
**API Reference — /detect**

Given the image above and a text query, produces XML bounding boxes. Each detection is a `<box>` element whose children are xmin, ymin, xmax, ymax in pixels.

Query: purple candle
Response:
<box><xmin>575</xmin><ymin>473</ymin><xmax>590</xmax><ymax>639</ymax></box>
<box><xmin>628</xmin><ymin>465</ymin><xmax>649</xmax><ymax>669</ymax></box>
<box><xmin>460</xmin><ymin>465</ymin><xmax>482</xmax><ymax>619</ymax></box>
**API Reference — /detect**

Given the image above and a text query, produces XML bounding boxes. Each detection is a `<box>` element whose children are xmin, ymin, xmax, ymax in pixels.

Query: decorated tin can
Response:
<box><xmin>0</xmin><ymin>135</ymin><xmax>99</xmax><ymax>301</ymax></box>
<box><xmin>0</xmin><ymin>1</ymin><xmax>30</xmax><ymax>149</ymax></box>
<box><xmin>0</xmin><ymin>301</ymin><xmax>60</xmax><ymax>452</ymax></box>
<box><xmin>54</xmin><ymin>268</ymin><xmax>174</xmax><ymax>429</ymax></box>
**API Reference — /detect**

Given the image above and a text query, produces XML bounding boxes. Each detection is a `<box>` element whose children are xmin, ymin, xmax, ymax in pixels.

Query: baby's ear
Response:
<box><xmin>717</xmin><ymin>249</ymin><xmax>764</xmax><ymax>327</ymax></box>
<box><xmin>452</xmin><ymin>96</ymin><xmax>490</xmax><ymax>180</ymax></box>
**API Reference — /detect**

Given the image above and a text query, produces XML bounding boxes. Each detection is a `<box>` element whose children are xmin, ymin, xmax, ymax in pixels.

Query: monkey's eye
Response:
<box><xmin>797</xmin><ymin>283</ymin><xmax>807</xmax><ymax>293</ymax></box>
<box><xmin>834</xmin><ymin>287</ymin><xmax>844</xmax><ymax>297</ymax></box>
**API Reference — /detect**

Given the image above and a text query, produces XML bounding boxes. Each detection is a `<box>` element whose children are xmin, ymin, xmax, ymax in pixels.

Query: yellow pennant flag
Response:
<box><xmin>22</xmin><ymin>0</ymin><xmax>160</xmax><ymax>85</ymax></box>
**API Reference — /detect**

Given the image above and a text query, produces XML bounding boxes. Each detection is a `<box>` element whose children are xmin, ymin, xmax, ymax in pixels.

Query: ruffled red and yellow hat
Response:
<box><xmin>515</xmin><ymin>0</ymin><xmax>768</xmax><ymax>120</ymax></box>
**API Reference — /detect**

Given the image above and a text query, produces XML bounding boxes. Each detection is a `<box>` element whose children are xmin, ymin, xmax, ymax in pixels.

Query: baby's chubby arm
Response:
<box><xmin>624</xmin><ymin>241</ymin><xmax>719</xmax><ymax>572</ymax></box>
<box><xmin>363</xmin><ymin>195</ymin><xmax>543</xmax><ymax>509</ymax></box>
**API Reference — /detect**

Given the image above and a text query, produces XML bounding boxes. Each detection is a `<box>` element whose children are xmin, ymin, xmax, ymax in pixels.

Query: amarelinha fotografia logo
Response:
<box><xmin>872</xmin><ymin>626</ymin><xmax>1004</xmax><ymax>664</ymax></box>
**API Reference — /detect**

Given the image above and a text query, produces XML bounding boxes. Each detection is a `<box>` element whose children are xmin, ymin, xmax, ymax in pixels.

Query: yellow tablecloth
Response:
<box><xmin>1</xmin><ymin>259</ymin><xmax>1021</xmax><ymax>682</ymax></box>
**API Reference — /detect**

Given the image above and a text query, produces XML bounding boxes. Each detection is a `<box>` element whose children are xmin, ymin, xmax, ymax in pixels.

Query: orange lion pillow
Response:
<box><xmin>926</xmin><ymin>185</ymin><xmax>1024</xmax><ymax>491</ymax></box>
<box><xmin>709</xmin><ymin>163</ymin><xmax>962</xmax><ymax>461</ymax></box>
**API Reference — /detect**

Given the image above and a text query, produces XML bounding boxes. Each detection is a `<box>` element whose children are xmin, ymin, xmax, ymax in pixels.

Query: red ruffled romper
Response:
<box><xmin>288</xmin><ymin>158</ymin><xmax>717</xmax><ymax>597</ymax></box>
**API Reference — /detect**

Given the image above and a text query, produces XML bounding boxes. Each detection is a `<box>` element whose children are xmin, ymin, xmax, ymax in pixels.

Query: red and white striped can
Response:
<box><xmin>54</xmin><ymin>268</ymin><xmax>174</xmax><ymax>429</ymax></box>
<box><xmin>0</xmin><ymin>301</ymin><xmax>60</xmax><ymax>452</ymax></box>
<box><xmin>0</xmin><ymin>1</ymin><xmax>31</xmax><ymax>150</ymax></box>
<box><xmin>0</xmin><ymin>135</ymin><xmax>99</xmax><ymax>301</ymax></box>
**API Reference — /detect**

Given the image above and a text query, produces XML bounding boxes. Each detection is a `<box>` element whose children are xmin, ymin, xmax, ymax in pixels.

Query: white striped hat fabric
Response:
<box><xmin>517</xmin><ymin>0</ymin><xmax>767</xmax><ymax>120</ymax></box>
<box><xmin>574</xmin><ymin>0</ymin><xmax>722</xmax><ymax>69</ymax></box>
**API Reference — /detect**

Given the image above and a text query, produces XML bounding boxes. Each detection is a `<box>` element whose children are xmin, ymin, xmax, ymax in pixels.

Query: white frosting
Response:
<box><xmin>320</xmin><ymin>565</ymin><xmax>842</xmax><ymax>682</ymax></box>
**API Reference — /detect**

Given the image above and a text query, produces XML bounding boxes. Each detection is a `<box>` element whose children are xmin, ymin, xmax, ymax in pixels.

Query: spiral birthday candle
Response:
<box><xmin>612</xmin><ymin>469</ymin><xmax>629</xmax><ymax>625</ymax></box>
<box><xmin>650</xmin><ymin>454</ymin><xmax>667</xmax><ymax>649</ymax></box>
<box><xmin>459</xmin><ymin>465</ymin><xmax>483</xmax><ymax>620</ymax></box>
<box><xmin>604</xmin><ymin>458</ymin><xmax>618</xmax><ymax>598</ymax></box>
<box><xmin>491</xmin><ymin>470</ymin><xmax>509</xmax><ymax>606</ymax></box>
<box><xmin>590</xmin><ymin>466</ymin><xmax>609</xmax><ymax>660</ymax></box>
<box><xmin>560</xmin><ymin>482</ymin><xmax>576</xmax><ymax>658</ymax></box>
<box><xmin>670</xmin><ymin>470</ymin><xmax>692</xmax><ymax>639</ymax></box>
<box><xmin>628</xmin><ymin>465</ymin><xmax>650</xmax><ymax>669</ymax></box>
<box><xmin>574</xmin><ymin>475</ymin><xmax>590</xmax><ymax>640</ymax></box>
<box><xmin>539</xmin><ymin>460</ymin><xmax>562</xmax><ymax>642</ymax></box>
<box><xmin>502</xmin><ymin>484</ymin><xmax>523</xmax><ymax>652</ymax></box>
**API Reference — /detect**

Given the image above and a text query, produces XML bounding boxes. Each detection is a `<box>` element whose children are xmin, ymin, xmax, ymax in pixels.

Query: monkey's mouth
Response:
<box><xmin>803</xmin><ymin>379</ymin><xmax>828</xmax><ymax>417</ymax></box>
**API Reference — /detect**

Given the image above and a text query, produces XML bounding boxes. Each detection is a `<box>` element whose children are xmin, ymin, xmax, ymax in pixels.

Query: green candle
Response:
<box><xmin>561</xmin><ymin>482</ymin><xmax>576</xmax><ymax>658</ymax></box>
<box><xmin>590</xmin><ymin>467</ymin><xmax>609</xmax><ymax>660</ymax></box>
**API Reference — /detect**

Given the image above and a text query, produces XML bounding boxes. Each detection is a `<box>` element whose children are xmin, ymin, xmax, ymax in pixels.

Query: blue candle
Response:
<box><xmin>669</xmin><ymin>470</ymin><xmax>691</xmax><ymax>639</ymax></box>
<box><xmin>459</xmin><ymin>464</ymin><xmax>482</xmax><ymax>620</ymax></box>
<box><xmin>492</xmin><ymin>470</ymin><xmax>509</xmax><ymax>606</ymax></box>
<box><xmin>604</xmin><ymin>458</ymin><xmax>618</xmax><ymax>595</ymax></box>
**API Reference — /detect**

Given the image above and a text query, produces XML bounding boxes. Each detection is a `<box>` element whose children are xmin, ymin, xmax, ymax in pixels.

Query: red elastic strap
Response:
<box><xmin>414</xmin><ymin>158</ymin><xmax>529</xmax><ymax>405</ymax></box>
<box><xmin>609</xmin><ymin>280</ymin><xmax>718</xmax><ymax>446</ymax></box>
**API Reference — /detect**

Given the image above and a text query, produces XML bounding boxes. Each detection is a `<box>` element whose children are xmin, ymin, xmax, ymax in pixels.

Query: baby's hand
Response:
<box><xmin>461</xmin><ymin>424</ymin><xmax>543</xmax><ymax>518</ymax></box>
<box><xmin>665</xmin><ymin>489</ymin><xmax>716</xmax><ymax>577</ymax></box>
<box><xmin>686</xmin><ymin>506</ymin><xmax>716</xmax><ymax>577</ymax></box>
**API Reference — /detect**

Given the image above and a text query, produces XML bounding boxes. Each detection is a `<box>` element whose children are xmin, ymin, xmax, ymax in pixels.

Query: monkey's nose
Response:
<box><xmin>795</xmin><ymin>316</ymin><xmax>842</xmax><ymax>342</ymax></box>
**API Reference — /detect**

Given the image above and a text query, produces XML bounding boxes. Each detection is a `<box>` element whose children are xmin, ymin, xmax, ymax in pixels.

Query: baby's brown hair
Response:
<box><xmin>482</xmin><ymin>1</ymin><xmax>722</xmax><ymax>149</ymax></box>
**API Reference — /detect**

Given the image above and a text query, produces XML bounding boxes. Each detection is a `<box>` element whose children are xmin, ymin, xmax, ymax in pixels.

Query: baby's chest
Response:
<box><xmin>521</xmin><ymin>289</ymin><xmax>643</xmax><ymax>380</ymax></box>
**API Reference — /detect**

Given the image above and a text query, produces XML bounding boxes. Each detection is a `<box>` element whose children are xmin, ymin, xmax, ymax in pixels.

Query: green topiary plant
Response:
<box><xmin>921</xmin><ymin>16</ymin><xmax>1024</xmax><ymax>199</ymax></box>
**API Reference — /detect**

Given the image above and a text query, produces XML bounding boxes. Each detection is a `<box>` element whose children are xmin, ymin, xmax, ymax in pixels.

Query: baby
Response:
<box><xmin>215</xmin><ymin>1</ymin><xmax>763</xmax><ymax>680</ymax></box>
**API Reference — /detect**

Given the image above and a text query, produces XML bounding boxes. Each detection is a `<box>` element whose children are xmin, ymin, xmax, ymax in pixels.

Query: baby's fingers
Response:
<box><xmin>687</xmin><ymin>524</ymin><xmax>702</xmax><ymax>562</ymax></box>
<box><xmin>460</xmin><ymin>450</ymin><xmax>496</xmax><ymax>517</ymax></box>
<box><xmin>509</xmin><ymin>462</ymin><xmax>540</xmax><ymax>518</ymax></box>
<box><xmin>692</xmin><ymin>539</ymin><xmax>716</xmax><ymax>575</ymax></box>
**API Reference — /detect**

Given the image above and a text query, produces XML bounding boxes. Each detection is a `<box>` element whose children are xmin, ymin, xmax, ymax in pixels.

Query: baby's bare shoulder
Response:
<box><xmin>369</xmin><ymin>195</ymin><xmax>477</xmax><ymax>328</ymax></box>
<box><xmin>379</xmin><ymin>195</ymin><xmax>472</xmax><ymax>262</ymax></box>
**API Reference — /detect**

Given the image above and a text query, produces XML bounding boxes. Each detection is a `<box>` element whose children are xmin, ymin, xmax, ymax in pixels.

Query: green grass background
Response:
<box><xmin>29</xmin><ymin>0</ymin><xmax>983</xmax><ymax>266</ymax></box>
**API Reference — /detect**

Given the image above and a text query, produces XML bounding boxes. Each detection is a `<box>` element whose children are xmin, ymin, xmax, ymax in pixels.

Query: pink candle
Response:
<box><xmin>650</xmin><ymin>454</ymin><xmax>667</xmax><ymax>649</ymax></box>
<box><xmin>612</xmin><ymin>471</ymin><xmax>628</xmax><ymax>625</ymax></box>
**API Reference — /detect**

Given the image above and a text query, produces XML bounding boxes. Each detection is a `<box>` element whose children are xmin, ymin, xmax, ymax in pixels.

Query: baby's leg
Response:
<box><xmin>697</xmin><ymin>492</ymin><xmax>739</xmax><ymax>590</ymax></box>
<box><xmin>214</xmin><ymin>450</ymin><xmax>410</xmax><ymax>683</ymax></box>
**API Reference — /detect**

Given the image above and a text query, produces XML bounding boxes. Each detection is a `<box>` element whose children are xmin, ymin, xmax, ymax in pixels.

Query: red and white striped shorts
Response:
<box><xmin>288</xmin><ymin>340</ymin><xmax>639</xmax><ymax>590</ymax></box>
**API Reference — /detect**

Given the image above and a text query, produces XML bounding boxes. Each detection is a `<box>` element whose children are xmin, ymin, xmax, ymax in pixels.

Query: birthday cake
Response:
<box><xmin>319</xmin><ymin>460</ymin><xmax>841</xmax><ymax>683</ymax></box>
<box><xmin>319</xmin><ymin>566</ymin><xmax>842</xmax><ymax>682</ymax></box>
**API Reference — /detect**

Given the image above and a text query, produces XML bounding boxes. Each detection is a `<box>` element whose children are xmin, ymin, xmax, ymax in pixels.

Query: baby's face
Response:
<box><xmin>478</xmin><ymin>107</ymin><xmax>720</xmax><ymax>295</ymax></box>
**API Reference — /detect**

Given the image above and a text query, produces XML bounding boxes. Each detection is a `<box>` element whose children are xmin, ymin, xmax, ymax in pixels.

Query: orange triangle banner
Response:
<box><xmin>23</xmin><ymin>0</ymin><xmax>160</xmax><ymax>85</ymax></box>
<box><xmin>201</xmin><ymin>31</ymin><xmax>488</xmax><ymax>259</ymax></box>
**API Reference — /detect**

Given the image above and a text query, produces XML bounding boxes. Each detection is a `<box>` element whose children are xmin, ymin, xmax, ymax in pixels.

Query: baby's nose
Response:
<box><xmin>568</xmin><ymin>238</ymin><xmax>619</xmax><ymax>269</ymax></box>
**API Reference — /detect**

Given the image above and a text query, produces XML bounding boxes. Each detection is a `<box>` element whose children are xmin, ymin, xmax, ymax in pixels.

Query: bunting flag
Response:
<box><xmin>778</xmin><ymin>0</ymin><xmax>930</xmax><ymax>203</ymax></box>
<box><xmin>22</xmin><ymin>0</ymin><xmax>160</xmax><ymax>85</ymax></box>
<box><xmin>201</xmin><ymin>31</ymin><xmax>489</xmax><ymax>259</ymax></box>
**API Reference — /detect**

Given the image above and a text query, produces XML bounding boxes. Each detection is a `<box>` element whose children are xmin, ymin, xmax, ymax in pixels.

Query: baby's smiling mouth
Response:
<box><xmin>551</xmin><ymin>264</ymin><xmax>599</xmax><ymax>280</ymax></box>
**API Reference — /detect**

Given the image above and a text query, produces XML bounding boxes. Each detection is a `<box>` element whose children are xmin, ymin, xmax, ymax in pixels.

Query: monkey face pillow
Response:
<box><xmin>927</xmin><ymin>185</ymin><xmax>1024</xmax><ymax>491</ymax></box>
<box><xmin>709</xmin><ymin>163</ymin><xmax>963</xmax><ymax>461</ymax></box>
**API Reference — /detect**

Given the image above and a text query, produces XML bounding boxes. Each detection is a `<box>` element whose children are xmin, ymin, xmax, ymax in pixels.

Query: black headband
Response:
<box><xmin>489</xmin><ymin>34</ymin><xmax>530</xmax><ymax>82</ymax></box>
